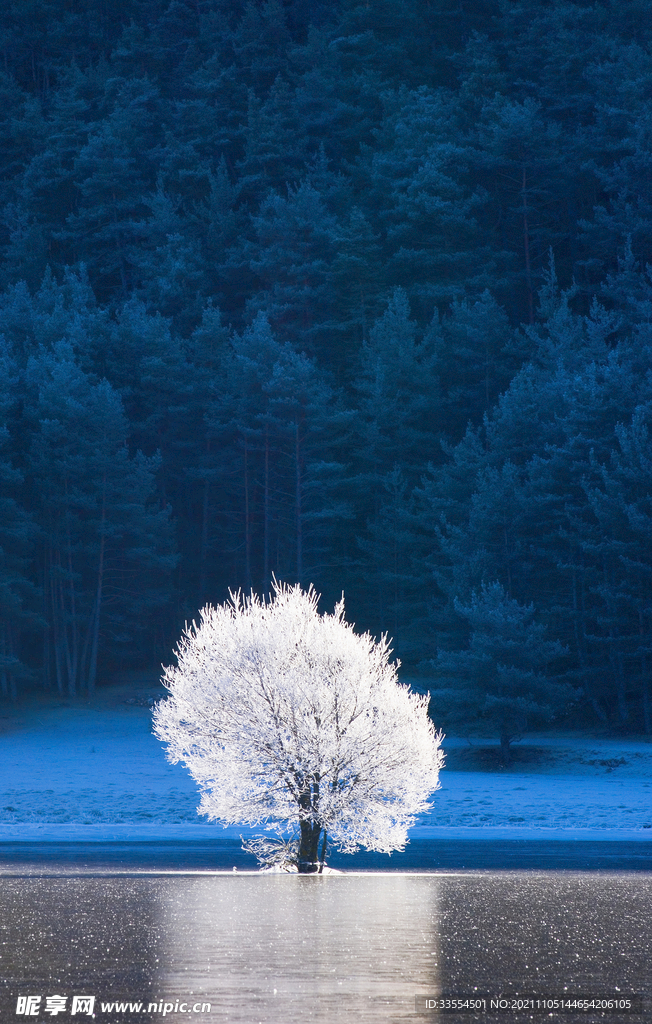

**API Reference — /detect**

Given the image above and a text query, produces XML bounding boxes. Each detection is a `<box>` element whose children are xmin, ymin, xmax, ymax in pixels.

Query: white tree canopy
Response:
<box><xmin>153</xmin><ymin>582</ymin><xmax>443</xmax><ymax>859</ymax></box>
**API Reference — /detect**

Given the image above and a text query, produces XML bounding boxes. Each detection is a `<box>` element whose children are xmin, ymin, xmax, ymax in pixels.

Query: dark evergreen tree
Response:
<box><xmin>181</xmin><ymin>301</ymin><xmax>232</xmax><ymax>608</ymax></box>
<box><xmin>432</xmin><ymin>290</ymin><xmax>519</xmax><ymax>438</ymax></box>
<box><xmin>207</xmin><ymin>311</ymin><xmax>351</xmax><ymax>600</ymax></box>
<box><xmin>351</xmin><ymin>288</ymin><xmax>440</xmax><ymax>647</ymax></box>
<box><xmin>363</xmin><ymin>85</ymin><xmax>497</xmax><ymax>318</ymax></box>
<box><xmin>236</xmin><ymin>75</ymin><xmax>308</xmax><ymax>208</ymax></box>
<box><xmin>432</xmin><ymin>582</ymin><xmax>573</xmax><ymax>761</ymax></box>
<box><xmin>25</xmin><ymin>341</ymin><xmax>176</xmax><ymax>693</ymax></box>
<box><xmin>245</xmin><ymin>180</ymin><xmax>339</xmax><ymax>360</ymax></box>
<box><xmin>59</xmin><ymin>75</ymin><xmax>164</xmax><ymax>302</ymax></box>
<box><xmin>0</xmin><ymin>0</ymin><xmax>139</xmax><ymax>91</ymax></box>
<box><xmin>0</xmin><ymin>338</ymin><xmax>39</xmax><ymax>697</ymax></box>
<box><xmin>1</xmin><ymin>60</ymin><xmax>113</xmax><ymax>289</ymax></box>
<box><xmin>583</xmin><ymin>407</ymin><xmax>652</xmax><ymax>733</ymax></box>
<box><xmin>231</xmin><ymin>0</ymin><xmax>292</xmax><ymax>95</ymax></box>
<box><xmin>195</xmin><ymin>159</ymin><xmax>248</xmax><ymax>320</ymax></box>
<box><xmin>415</xmin><ymin>256</ymin><xmax>648</xmax><ymax>709</ymax></box>
<box><xmin>354</xmin><ymin>288</ymin><xmax>440</xmax><ymax>483</ymax></box>
<box><xmin>127</xmin><ymin>175</ymin><xmax>205</xmax><ymax>334</ymax></box>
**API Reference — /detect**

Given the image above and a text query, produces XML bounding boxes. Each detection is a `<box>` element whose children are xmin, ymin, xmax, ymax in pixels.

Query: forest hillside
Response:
<box><xmin>0</xmin><ymin>0</ymin><xmax>651</xmax><ymax>737</ymax></box>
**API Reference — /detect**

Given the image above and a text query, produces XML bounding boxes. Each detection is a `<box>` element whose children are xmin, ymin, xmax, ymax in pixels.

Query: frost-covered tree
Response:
<box><xmin>153</xmin><ymin>581</ymin><xmax>443</xmax><ymax>873</ymax></box>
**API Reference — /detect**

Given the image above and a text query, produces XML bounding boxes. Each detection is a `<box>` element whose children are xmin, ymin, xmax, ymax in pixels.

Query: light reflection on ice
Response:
<box><xmin>155</xmin><ymin>874</ymin><xmax>441</xmax><ymax>1023</ymax></box>
<box><xmin>0</xmin><ymin>873</ymin><xmax>650</xmax><ymax>1023</ymax></box>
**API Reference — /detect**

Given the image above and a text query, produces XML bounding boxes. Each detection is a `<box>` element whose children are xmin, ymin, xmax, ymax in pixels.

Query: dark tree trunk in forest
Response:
<box><xmin>0</xmin><ymin>624</ymin><xmax>14</xmax><ymax>699</ymax></box>
<box><xmin>81</xmin><ymin>478</ymin><xmax>106</xmax><ymax>695</ymax></box>
<box><xmin>500</xmin><ymin>732</ymin><xmax>512</xmax><ymax>765</ymax></box>
<box><xmin>641</xmin><ymin>654</ymin><xmax>650</xmax><ymax>735</ymax></box>
<box><xmin>199</xmin><ymin>464</ymin><xmax>210</xmax><ymax>605</ymax></box>
<box><xmin>521</xmin><ymin>165</ymin><xmax>534</xmax><ymax>325</ymax></box>
<box><xmin>0</xmin><ymin>624</ymin><xmax>7</xmax><ymax>697</ymax></box>
<box><xmin>295</xmin><ymin>420</ymin><xmax>303</xmax><ymax>584</ymax></box>
<box><xmin>244</xmin><ymin>438</ymin><xmax>251</xmax><ymax>589</ymax></box>
<box><xmin>50</xmin><ymin>558</ymin><xmax>64</xmax><ymax>694</ymax></box>
<box><xmin>87</xmin><ymin>533</ymin><xmax>105</xmax><ymax>694</ymax></box>
<box><xmin>263</xmin><ymin>425</ymin><xmax>270</xmax><ymax>595</ymax></box>
<box><xmin>640</xmin><ymin>606</ymin><xmax>651</xmax><ymax>733</ymax></box>
<box><xmin>65</xmin><ymin>508</ymin><xmax>79</xmax><ymax>695</ymax></box>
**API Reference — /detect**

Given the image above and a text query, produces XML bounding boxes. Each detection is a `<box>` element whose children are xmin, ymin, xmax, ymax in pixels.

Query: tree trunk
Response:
<box><xmin>50</xmin><ymin>565</ymin><xmax>64</xmax><ymax>694</ymax></box>
<box><xmin>243</xmin><ymin>437</ymin><xmax>251</xmax><ymax>589</ymax></box>
<box><xmin>521</xmin><ymin>164</ymin><xmax>534</xmax><ymax>325</ymax></box>
<box><xmin>641</xmin><ymin>653</ymin><xmax>650</xmax><ymax>735</ymax></box>
<box><xmin>318</xmin><ymin>831</ymin><xmax>328</xmax><ymax>874</ymax></box>
<box><xmin>297</xmin><ymin>819</ymin><xmax>322</xmax><ymax>873</ymax></box>
<box><xmin>87</xmin><ymin>530</ymin><xmax>105</xmax><ymax>694</ymax></box>
<box><xmin>612</xmin><ymin>646</ymin><xmax>628</xmax><ymax>722</ymax></box>
<box><xmin>2</xmin><ymin>624</ymin><xmax>17</xmax><ymax>700</ymax></box>
<box><xmin>295</xmin><ymin>421</ymin><xmax>303</xmax><ymax>584</ymax></box>
<box><xmin>263</xmin><ymin>425</ymin><xmax>270</xmax><ymax>596</ymax></box>
<box><xmin>198</xmin><ymin>474</ymin><xmax>210</xmax><ymax>605</ymax></box>
<box><xmin>64</xmin><ymin>492</ymin><xmax>79</xmax><ymax>696</ymax></box>
<box><xmin>499</xmin><ymin>732</ymin><xmax>511</xmax><ymax>765</ymax></box>
<box><xmin>640</xmin><ymin>609</ymin><xmax>650</xmax><ymax>734</ymax></box>
<box><xmin>0</xmin><ymin>623</ymin><xmax>7</xmax><ymax>697</ymax></box>
<box><xmin>42</xmin><ymin>560</ymin><xmax>51</xmax><ymax>690</ymax></box>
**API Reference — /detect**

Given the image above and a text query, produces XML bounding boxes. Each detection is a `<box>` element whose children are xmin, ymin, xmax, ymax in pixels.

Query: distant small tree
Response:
<box><xmin>433</xmin><ymin>582</ymin><xmax>577</xmax><ymax>763</ymax></box>
<box><xmin>153</xmin><ymin>581</ymin><xmax>443</xmax><ymax>873</ymax></box>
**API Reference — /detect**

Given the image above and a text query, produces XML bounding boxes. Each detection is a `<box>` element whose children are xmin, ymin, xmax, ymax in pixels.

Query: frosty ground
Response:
<box><xmin>1</xmin><ymin>684</ymin><xmax>651</xmax><ymax>846</ymax></box>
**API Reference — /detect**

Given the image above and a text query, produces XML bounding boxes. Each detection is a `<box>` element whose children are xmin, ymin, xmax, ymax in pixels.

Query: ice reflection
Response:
<box><xmin>155</xmin><ymin>873</ymin><xmax>441</xmax><ymax>1023</ymax></box>
<box><xmin>0</xmin><ymin>871</ymin><xmax>650</xmax><ymax>1023</ymax></box>
<box><xmin>435</xmin><ymin>873</ymin><xmax>652</xmax><ymax>1001</ymax></box>
<box><xmin>0</xmin><ymin>878</ymin><xmax>159</xmax><ymax>1003</ymax></box>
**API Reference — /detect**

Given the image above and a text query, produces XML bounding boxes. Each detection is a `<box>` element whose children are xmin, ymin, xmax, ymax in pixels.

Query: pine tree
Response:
<box><xmin>236</xmin><ymin>75</ymin><xmax>308</xmax><ymax>208</ymax></box>
<box><xmin>59</xmin><ymin>75</ymin><xmax>163</xmax><ymax>302</ymax></box>
<box><xmin>578</xmin><ymin>39</ymin><xmax>652</xmax><ymax>284</ymax></box>
<box><xmin>466</xmin><ymin>91</ymin><xmax>578</xmax><ymax>321</ymax></box>
<box><xmin>356</xmin><ymin>465</ymin><xmax>427</xmax><ymax>661</ymax></box>
<box><xmin>126</xmin><ymin>175</ymin><xmax>205</xmax><ymax>334</ymax></box>
<box><xmin>0</xmin><ymin>337</ymin><xmax>38</xmax><ymax>697</ymax></box>
<box><xmin>245</xmin><ymin>180</ymin><xmax>338</xmax><ymax>360</ymax></box>
<box><xmin>196</xmin><ymin>159</ymin><xmax>247</xmax><ymax>320</ymax></box>
<box><xmin>0</xmin><ymin>72</ymin><xmax>48</xmax><ymax>287</ymax></box>
<box><xmin>364</xmin><ymin>85</ymin><xmax>495</xmax><ymax>318</ymax></box>
<box><xmin>207</xmin><ymin>312</ymin><xmax>351</xmax><ymax>600</ymax></box>
<box><xmin>433</xmin><ymin>582</ymin><xmax>573</xmax><ymax>762</ymax></box>
<box><xmin>583</xmin><ymin>407</ymin><xmax>652</xmax><ymax>732</ymax></box>
<box><xmin>421</xmin><ymin>277</ymin><xmax>642</xmax><ymax>723</ymax></box>
<box><xmin>433</xmin><ymin>290</ymin><xmax>519</xmax><ymax>438</ymax></box>
<box><xmin>182</xmin><ymin>301</ymin><xmax>233</xmax><ymax>608</ymax></box>
<box><xmin>290</xmin><ymin>19</ymin><xmax>380</xmax><ymax>169</ymax></box>
<box><xmin>1</xmin><ymin>60</ymin><xmax>112</xmax><ymax>288</ymax></box>
<box><xmin>26</xmin><ymin>341</ymin><xmax>176</xmax><ymax>693</ymax></box>
<box><xmin>350</xmin><ymin>288</ymin><xmax>441</xmax><ymax>649</ymax></box>
<box><xmin>354</xmin><ymin>288</ymin><xmax>440</xmax><ymax>484</ymax></box>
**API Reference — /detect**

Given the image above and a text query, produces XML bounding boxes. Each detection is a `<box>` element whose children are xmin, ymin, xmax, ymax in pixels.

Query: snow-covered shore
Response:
<box><xmin>1</xmin><ymin>687</ymin><xmax>651</xmax><ymax>842</ymax></box>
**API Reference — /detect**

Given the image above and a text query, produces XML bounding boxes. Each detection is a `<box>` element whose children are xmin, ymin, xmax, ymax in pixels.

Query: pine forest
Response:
<box><xmin>1</xmin><ymin>0</ymin><xmax>651</xmax><ymax>739</ymax></box>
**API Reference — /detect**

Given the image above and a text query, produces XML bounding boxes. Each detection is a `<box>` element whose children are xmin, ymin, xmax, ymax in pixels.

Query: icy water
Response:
<box><xmin>0</xmin><ymin>872</ymin><xmax>650</xmax><ymax>1023</ymax></box>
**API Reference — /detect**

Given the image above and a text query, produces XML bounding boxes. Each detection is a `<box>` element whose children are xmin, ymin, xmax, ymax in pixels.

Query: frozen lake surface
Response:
<box><xmin>0</xmin><ymin>872</ymin><xmax>650</xmax><ymax>1023</ymax></box>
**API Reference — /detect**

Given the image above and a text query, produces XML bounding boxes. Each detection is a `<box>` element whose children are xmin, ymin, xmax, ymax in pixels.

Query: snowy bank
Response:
<box><xmin>1</xmin><ymin>688</ymin><xmax>651</xmax><ymax>842</ymax></box>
